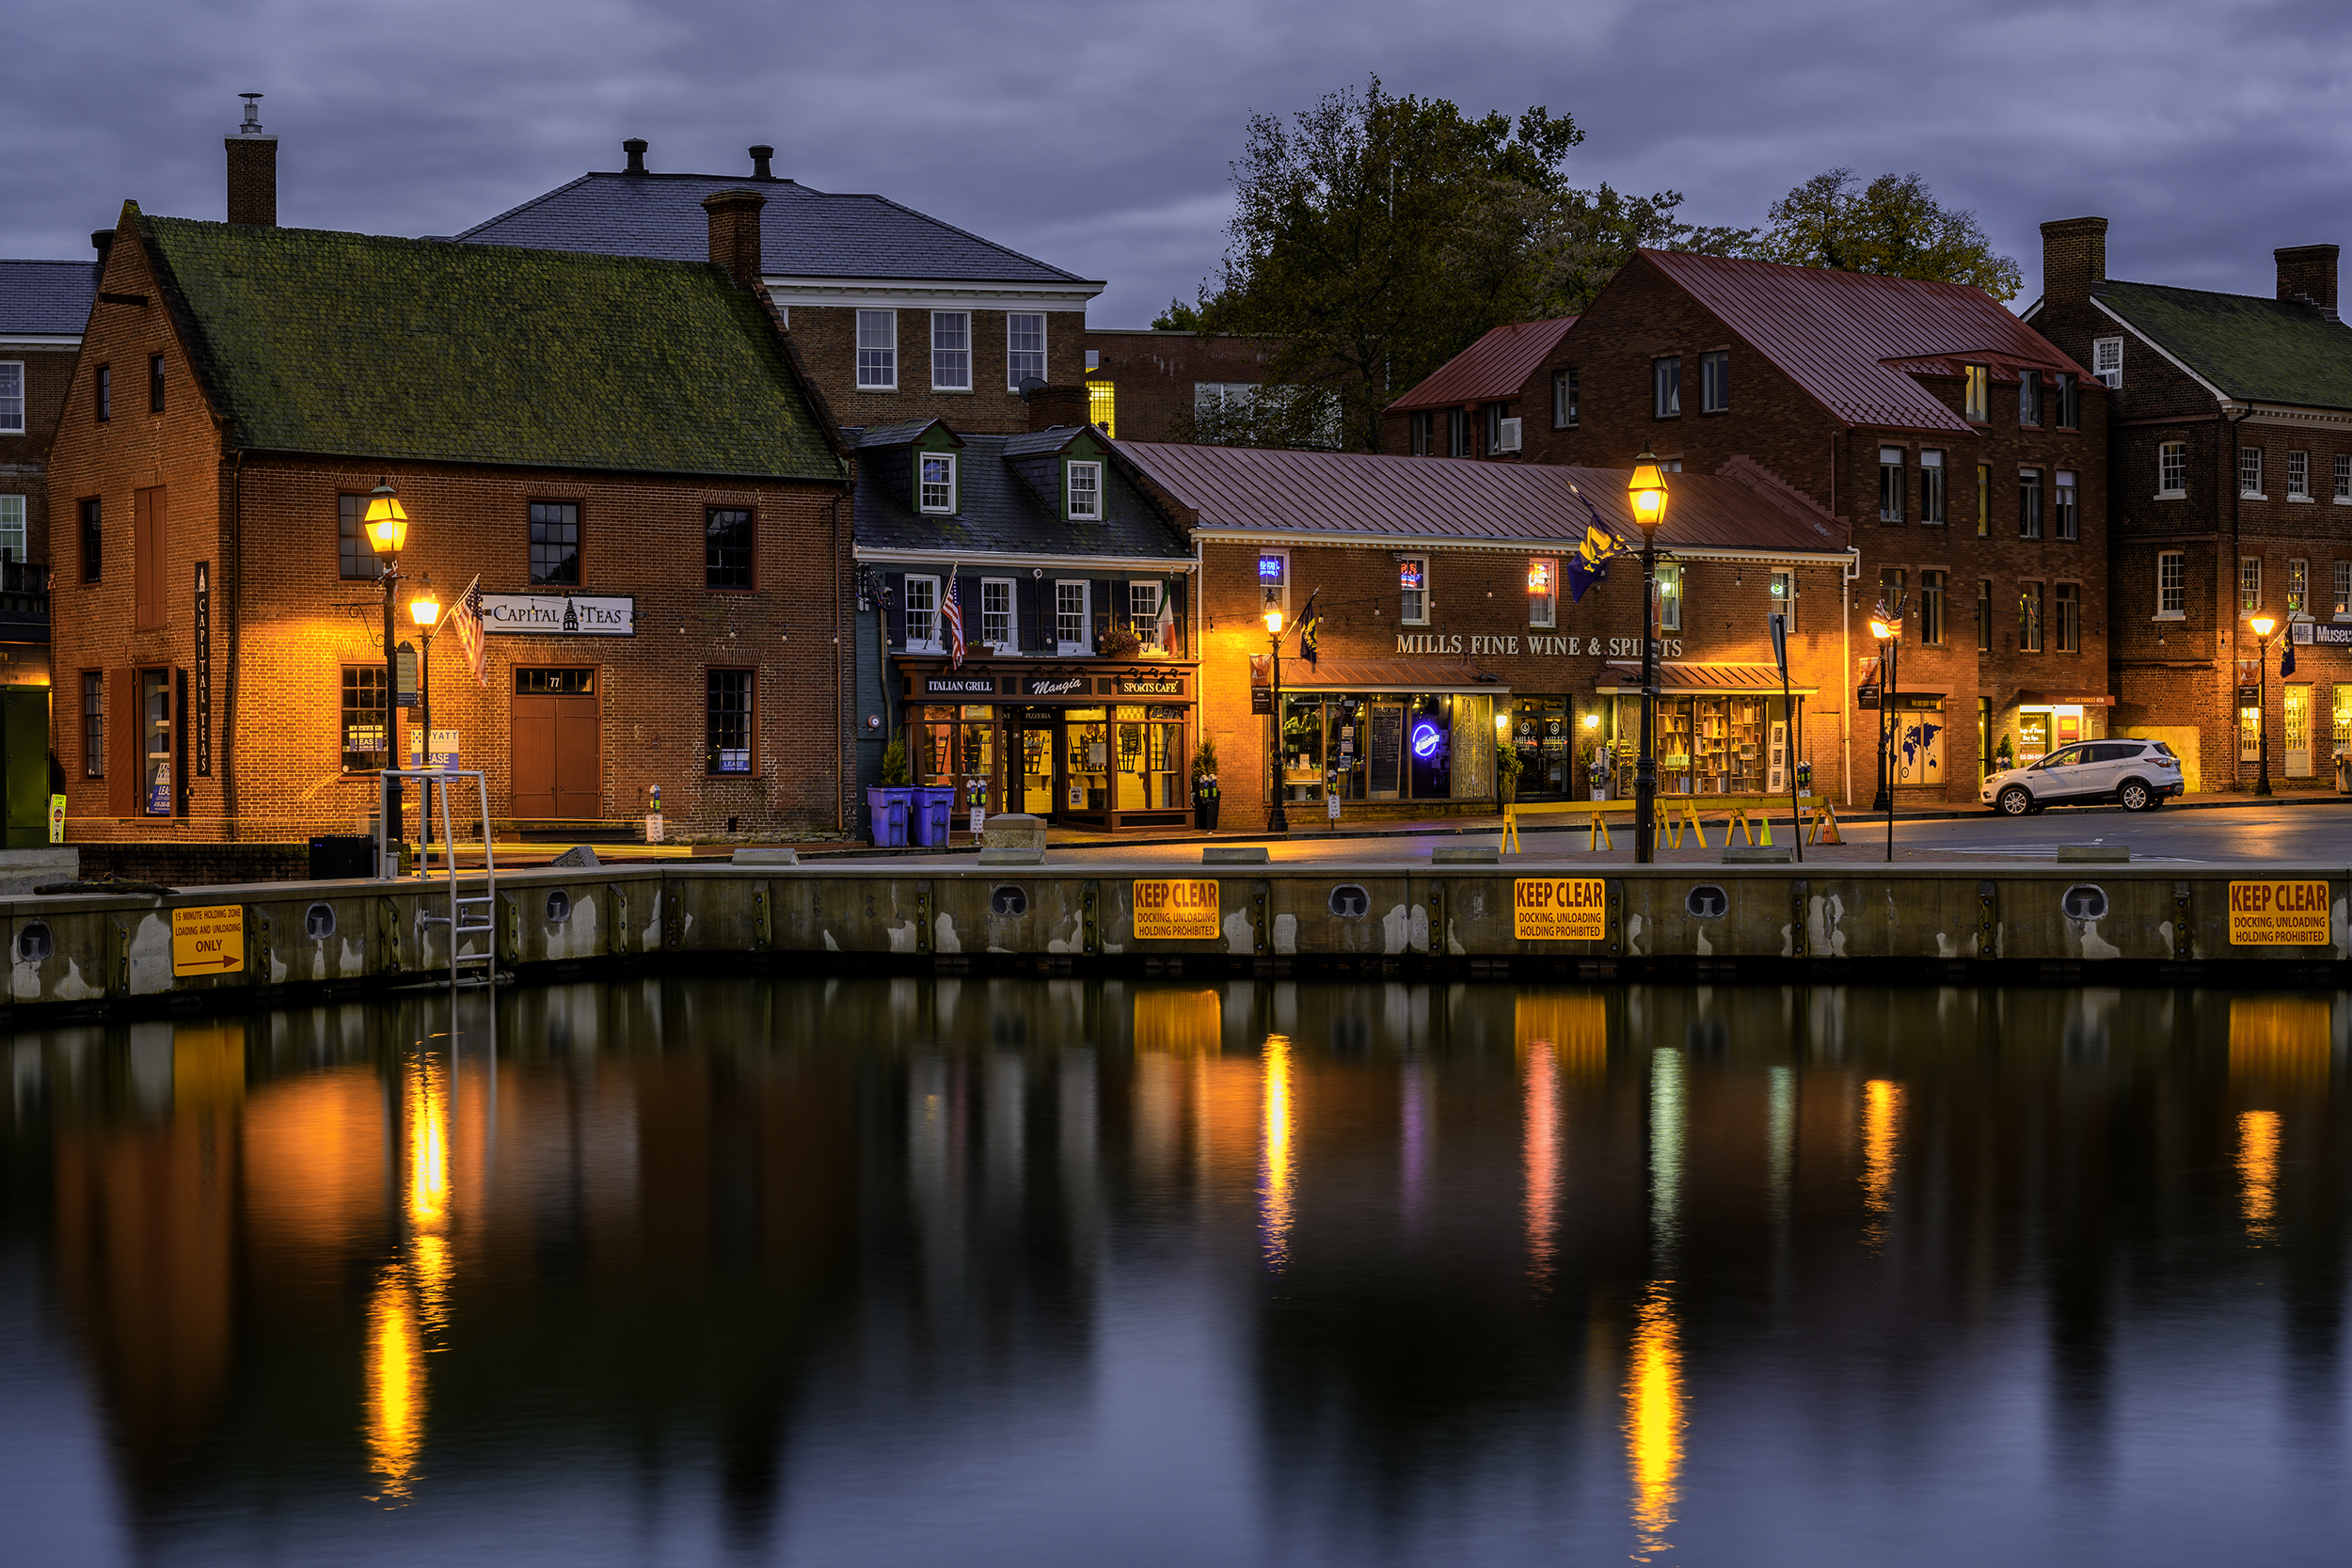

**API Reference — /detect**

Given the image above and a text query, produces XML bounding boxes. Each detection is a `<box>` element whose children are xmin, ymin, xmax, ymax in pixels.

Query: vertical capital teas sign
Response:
<box><xmin>2229</xmin><ymin>879</ymin><xmax>2333</xmax><ymax>945</ymax></box>
<box><xmin>1513</xmin><ymin>877</ymin><xmax>1609</xmax><ymax>941</ymax></box>
<box><xmin>171</xmin><ymin>905</ymin><xmax>245</xmax><ymax>976</ymax></box>
<box><xmin>1133</xmin><ymin>879</ymin><xmax>1221</xmax><ymax>939</ymax></box>
<box><xmin>192</xmin><ymin>562</ymin><xmax>212</xmax><ymax>775</ymax></box>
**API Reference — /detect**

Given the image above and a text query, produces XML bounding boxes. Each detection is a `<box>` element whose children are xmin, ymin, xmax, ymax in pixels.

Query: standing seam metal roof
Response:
<box><xmin>1640</xmin><ymin>250</ymin><xmax>2091</xmax><ymax>434</ymax></box>
<box><xmin>456</xmin><ymin>172</ymin><xmax>1100</xmax><ymax>288</ymax></box>
<box><xmin>1386</xmin><ymin>316</ymin><xmax>1579</xmax><ymax>411</ymax></box>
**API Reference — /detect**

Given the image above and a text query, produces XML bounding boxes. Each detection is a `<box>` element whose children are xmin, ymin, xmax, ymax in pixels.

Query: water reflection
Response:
<box><xmin>4</xmin><ymin>981</ymin><xmax>2350</xmax><ymax>1566</ymax></box>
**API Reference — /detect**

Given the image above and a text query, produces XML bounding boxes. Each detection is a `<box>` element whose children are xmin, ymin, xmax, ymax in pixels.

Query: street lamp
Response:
<box><xmin>364</xmin><ymin>478</ymin><xmax>410</xmax><ymax>857</ymax></box>
<box><xmin>1627</xmin><ymin>451</ymin><xmax>1669</xmax><ymax>863</ymax></box>
<box><xmin>409</xmin><ymin>578</ymin><xmax>442</xmax><ymax>861</ymax></box>
<box><xmin>1868</xmin><ymin>603</ymin><xmax>1902</xmax><ymax>859</ymax></box>
<box><xmin>2248</xmin><ymin>611</ymin><xmax>2278</xmax><ymax>798</ymax></box>
<box><xmin>1264</xmin><ymin>604</ymin><xmax>1290</xmax><ymax>833</ymax></box>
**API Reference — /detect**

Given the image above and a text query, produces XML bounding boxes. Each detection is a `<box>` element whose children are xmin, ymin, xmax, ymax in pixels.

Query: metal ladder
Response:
<box><xmin>380</xmin><ymin>768</ymin><xmax>499</xmax><ymax>985</ymax></box>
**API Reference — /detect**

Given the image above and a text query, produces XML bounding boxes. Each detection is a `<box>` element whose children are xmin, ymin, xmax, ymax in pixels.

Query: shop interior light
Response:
<box><xmin>363</xmin><ymin>478</ymin><xmax>409</xmax><ymax>556</ymax></box>
<box><xmin>1582</xmin><ymin>713</ymin><xmax>1600</xmax><ymax>729</ymax></box>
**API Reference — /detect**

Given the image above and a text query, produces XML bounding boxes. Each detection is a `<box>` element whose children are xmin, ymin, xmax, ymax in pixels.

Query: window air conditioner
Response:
<box><xmin>1494</xmin><ymin>417</ymin><xmax>1522</xmax><ymax>453</ymax></box>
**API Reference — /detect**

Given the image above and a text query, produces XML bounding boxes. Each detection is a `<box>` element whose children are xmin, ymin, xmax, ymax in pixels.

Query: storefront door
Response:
<box><xmin>2284</xmin><ymin>686</ymin><xmax>2312</xmax><ymax>777</ymax></box>
<box><xmin>1006</xmin><ymin>712</ymin><xmax>1058</xmax><ymax>817</ymax></box>
<box><xmin>512</xmin><ymin>669</ymin><xmax>598</xmax><ymax>820</ymax></box>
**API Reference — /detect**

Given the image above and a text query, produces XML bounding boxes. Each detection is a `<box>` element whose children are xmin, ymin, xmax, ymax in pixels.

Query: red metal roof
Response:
<box><xmin>1638</xmin><ymin>250</ymin><xmax>2092</xmax><ymax>436</ymax></box>
<box><xmin>1386</xmin><ymin>317</ymin><xmax>1578</xmax><ymax>412</ymax></box>
<box><xmin>1598</xmin><ymin>660</ymin><xmax>1819</xmax><ymax>695</ymax></box>
<box><xmin>1118</xmin><ymin>442</ymin><xmax>1850</xmax><ymax>559</ymax></box>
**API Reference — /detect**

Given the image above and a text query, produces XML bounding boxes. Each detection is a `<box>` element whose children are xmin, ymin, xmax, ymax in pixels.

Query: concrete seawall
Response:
<box><xmin>3</xmin><ymin>862</ymin><xmax>2345</xmax><ymax>1021</ymax></box>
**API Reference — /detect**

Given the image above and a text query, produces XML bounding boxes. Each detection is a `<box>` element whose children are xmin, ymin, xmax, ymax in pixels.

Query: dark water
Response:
<box><xmin>3</xmin><ymin>980</ymin><xmax>2348</xmax><ymax>1566</ymax></box>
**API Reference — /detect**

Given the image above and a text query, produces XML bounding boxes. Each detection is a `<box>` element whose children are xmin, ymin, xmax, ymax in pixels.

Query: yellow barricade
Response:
<box><xmin>1805</xmin><ymin>800</ymin><xmax>1843</xmax><ymax>845</ymax></box>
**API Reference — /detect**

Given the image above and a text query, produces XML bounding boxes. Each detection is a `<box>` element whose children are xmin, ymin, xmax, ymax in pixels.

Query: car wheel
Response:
<box><xmin>2119</xmin><ymin>779</ymin><xmax>2153</xmax><ymax>812</ymax></box>
<box><xmin>1997</xmin><ymin>785</ymin><xmax>2032</xmax><ymax>816</ymax></box>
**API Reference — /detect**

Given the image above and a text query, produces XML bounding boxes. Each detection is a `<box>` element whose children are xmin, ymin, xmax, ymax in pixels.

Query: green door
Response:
<box><xmin>2</xmin><ymin>687</ymin><xmax>52</xmax><ymax>847</ymax></box>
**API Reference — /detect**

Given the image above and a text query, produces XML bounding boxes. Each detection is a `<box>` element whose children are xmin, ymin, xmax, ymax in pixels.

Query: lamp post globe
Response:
<box><xmin>364</xmin><ymin>479</ymin><xmax>411</xmax><ymax>860</ymax></box>
<box><xmin>1264</xmin><ymin>606</ymin><xmax>1289</xmax><ymax>834</ymax></box>
<box><xmin>1626</xmin><ymin>451</ymin><xmax>1668</xmax><ymax>863</ymax></box>
<box><xmin>2248</xmin><ymin>614</ymin><xmax>2278</xmax><ymax>797</ymax></box>
<box><xmin>1869</xmin><ymin>614</ymin><xmax>1898</xmax><ymax>815</ymax></box>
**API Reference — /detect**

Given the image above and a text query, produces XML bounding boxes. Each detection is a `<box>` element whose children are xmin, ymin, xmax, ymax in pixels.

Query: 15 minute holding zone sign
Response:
<box><xmin>1513</xmin><ymin>878</ymin><xmax>1609</xmax><ymax>942</ymax></box>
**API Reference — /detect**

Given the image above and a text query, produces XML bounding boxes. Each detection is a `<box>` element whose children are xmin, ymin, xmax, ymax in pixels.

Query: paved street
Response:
<box><xmin>842</xmin><ymin>796</ymin><xmax>2352</xmax><ymax>868</ymax></box>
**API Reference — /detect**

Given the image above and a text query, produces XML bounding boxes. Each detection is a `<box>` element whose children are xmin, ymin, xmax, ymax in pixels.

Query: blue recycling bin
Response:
<box><xmin>865</xmin><ymin>786</ymin><xmax>911</xmax><ymax>848</ymax></box>
<box><xmin>910</xmin><ymin>785</ymin><xmax>956</xmax><ymax>847</ymax></box>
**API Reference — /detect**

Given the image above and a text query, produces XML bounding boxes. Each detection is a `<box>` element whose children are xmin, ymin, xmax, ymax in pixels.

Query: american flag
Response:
<box><xmin>943</xmin><ymin>570</ymin><xmax>966</xmax><ymax>670</ymax></box>
<box><xmin>450</xmin><ymin>573</ymin><xmax>488</xmax><ymax>686</ymax></box>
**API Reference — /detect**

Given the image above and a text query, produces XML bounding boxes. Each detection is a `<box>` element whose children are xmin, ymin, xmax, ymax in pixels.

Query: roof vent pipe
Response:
<box><xmin>750</xmin><ymin>145</ymin><xmax>774</xmax><ymax>180</ymax></box>
<box><xmin>623</xmin><ymin>138</ymin><xmax>648</xmax><ymax>174</ymax></box>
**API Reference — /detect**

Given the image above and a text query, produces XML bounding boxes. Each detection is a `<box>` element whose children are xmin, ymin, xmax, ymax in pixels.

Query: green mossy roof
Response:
<box><xmin>2102</xmin><ymin>279</ymin><xmax>2352</xmax><ymax>410</ymax></box>
<box><xmin>137</xmin><ymin>209</ymin><xmax>845</xmax><ymax>481</ymax></box>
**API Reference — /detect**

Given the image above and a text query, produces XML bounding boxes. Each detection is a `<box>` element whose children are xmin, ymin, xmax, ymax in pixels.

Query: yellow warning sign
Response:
<box><xmin>2228</xmin><ymin>879</ymin><xmax>2333</xmax><ymax>946</ymax></box>
<box><xmin>1514</xmin><ymin>877</ymin><xmax>1609</xmax><ymax>942</ymax></box>
<box><xmin>1133</xmin><ymin>879</ymin><xmax>1221</xmax><ymax>940</ymax></box>
<box><xmin>171</xmin><ymin>905</ymin><xmax>246</xmax><ymax>976</ymax></box>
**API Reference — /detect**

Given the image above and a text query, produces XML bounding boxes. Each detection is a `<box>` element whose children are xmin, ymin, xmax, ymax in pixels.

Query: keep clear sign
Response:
<box><xmin>1133</xmin><ymin>879</ymin><xmax>1221</xmax><ymax>940</ymax></box>
<box><xmin>1514</xmin><ymin>877</ymin><xmax>1609</xmax><ymax>942</ymax></box>
<box><xmin>171</xmin><ymin>905</ymin><xmax>246</xmax><ymax>976</ymax></box>
<box><xmin>2229</xmin><ymin>879</ymin><xmax>2334</xmax><ymax>945</ymax></box>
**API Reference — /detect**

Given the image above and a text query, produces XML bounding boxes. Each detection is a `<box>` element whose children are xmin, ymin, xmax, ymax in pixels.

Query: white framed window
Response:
<box><xmin>1128</xmin><ymin>580</ymin><xmax>1163</xmax><ymax>648</ymax></box>
<box><xmin>2158</xmin><ymin>442</ymin><xmax>2186</xmax><ymax>498</ymax></box>
<box><xmin>2241</xmin><ymin>556</ymin><xmax>2262</xmax><ymax>612</ymax></box>
<box><xmin>1652</xmin><ymin>356</ymin><xmax>1680</xmax><ymax>418</ymax></box>
<box><xmin>0</xmin><ymin>361</ymin><xmax>22</xmax><ymax>435</ymax></box>
<box><xmin>1256</xmin><ymin>549</ymin><xmax>1289</xmax><ymax>617</ymax></box>
<box><xmin>1527</xmin><ymin>558</ymin><xmax>1557</xmax><ymax>628</ymax></box>
<box><xmin>2055</xmin><ymin>470</ymin><xmax>2078</xmax><ymax>541</ymax></box>
<box><xmin>2091</xmin><ymin>337</ymin><xmax>2122</xmax><ymax>388</ymax></box>
<box><xmin>2019</xmin><ymin>467</ymin><xmax>2043</xmax><ymax>540</ymax></box>
<box><xmin>1657</xmin><ymin>563</ymin><xmax>1683</xmax><ymax>632</ymax></box>
<box><xmin>856</xmin><ymin>309</ymin><xmax>897</xmax><ymax>389</ymax></box>
<box><xmin>2289</xmin><ymin>558</ymin><xmax>2309</xmax><ymax>616</ymax></box>
<box><xmin>918</xmin><ymin>451</ymin><xmax>957</xmax><ymax>514</ymax></box>
<box><xmin>903</xmin><ymin>574</ymin><xmax>941</xmax><ymax>651</ymax></box>
<box><xmin>931</xmin><ymin>310</ymin><xmax>971</xmax><ymax>391</ymax></box>
<box><xmin>1920</xmin><ymin>450</ymin><xmax>1946</xmax><ymax>525</ymax></box>
<box><xmin>2335</xmin><ymin>561</ymin><xmax>2351</xmax><ymax>618</ymax></box>
<box><xmin>1066</xmin><ymin>460</ymin><xmax>1102</xmax><ymax>520</ymax></box>
<box><xmin>1552</xmin><ymin>368</ymin><xmax>1577</xmax><ymax>428</ymax></box>
<box><xmin>1700</xmin><ymin>351</ymin><xmax>1728</xmax><ymax>413</ymax></box>
<box><xmin>2289</xmin><ymin>451</ymin><xmax>2312</xmax><ymax>499</ymax></box>
<box><xmin>2017</xmin><ymin>370</ymin><xmax>2042</xmax><ymax>427</ymax></box>
<box><xmin>2240</xmin><ymin>446</ymin><xmax>2265</xmax><ymax>498</ymax></box>
<box><xmin>1398</xmin><ymin>554</ymin><xmax>1428</xmax><ymax>625</ymax></box>
<box><xmin>0</xmin><ymin>495</ymin><xmax>24</xmax><ymax>562</ymax></box>
<box><xmin>1878</xmin><ymin>446</ymin><xmax>1905</xmax><ymax>522</ymax></box>
<box><xmin>2337</xmin><ymin>454</ymin><xmax>2352</xmax><ymax>502</ymax></box>
<box><xmin>1007</xmin><ymin>313</ymin><xmax>1046</xmax><ymax>388</ymax></box>
<box><xmin>2156</xmin><ymin>551</ymin><xmax>2185</xmax><ymax>618</ymax></box>
<box><xmin>980</xmin><ymin>578</ymin><xmax>1015</xmax><ymax>648</ymax></box>
<box><xmin>1055</xmin><ymin>579</ymin><xmax>1089</xmax><ymax>653</ymax></box>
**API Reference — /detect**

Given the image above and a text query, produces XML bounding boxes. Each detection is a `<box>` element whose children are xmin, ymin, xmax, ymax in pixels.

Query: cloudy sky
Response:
<box><xmin>9</xmin><ymin>0</ymin><xmax>2351</xmax><ymax>324</ymax></box>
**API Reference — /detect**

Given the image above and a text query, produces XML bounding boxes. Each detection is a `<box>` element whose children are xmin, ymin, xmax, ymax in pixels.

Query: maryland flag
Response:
<box><xmin>1565</xmin><ymin>482</ymin><xmax>1623</xmax><ymax>603</ymax></box>
<box><xmin>1298</xmin><ymin>592</ymin><xmax>1322</xmax><ymax>669</ymax></box>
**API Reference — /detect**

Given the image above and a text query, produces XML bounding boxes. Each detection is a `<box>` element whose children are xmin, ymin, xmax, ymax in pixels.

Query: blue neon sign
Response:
<box><xmin>1411</xmin><ymin>722</ymin><xmax>1441</xmax><ymax>759</ymax></box>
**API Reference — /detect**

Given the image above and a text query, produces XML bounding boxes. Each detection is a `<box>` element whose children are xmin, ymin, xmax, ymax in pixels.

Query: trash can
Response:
<box><xmin>308</xmin><ymin>833</ymin><xmax>379</xmax><ymax>879</ymax></box>
<box><xmin>1192</xmin><ymin>773</ymin><xmax>1220</xmax><ymax>831</ymax></box>
<box><xmin>2336</xmin><ymin>751</ymin><xmax>2351</xmax><ymax>794</ymax></box>
<box><xmin>865</xmin><ymin>786</ymin><xmax>912</xmax><ymax>848</ymax></box>
<box><xmin>910</xmin><ymin>785</ymin><xmax>956</xmax><ymax>847</ymax></box>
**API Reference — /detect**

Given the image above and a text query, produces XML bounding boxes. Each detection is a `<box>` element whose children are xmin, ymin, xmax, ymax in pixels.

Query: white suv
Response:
<box><xmin>1982</xmin><ymin>738</ymin><xmax>2186</xmax><ymax>816</ymax></box>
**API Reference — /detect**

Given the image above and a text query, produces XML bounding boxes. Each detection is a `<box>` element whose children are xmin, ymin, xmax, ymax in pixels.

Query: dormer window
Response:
<box><xmin>1068</xmin><ymin>460</ymin><xmax>1102</xmax><ymax>520</ymax></box>
<box><xmin>919</xmin><ymin>451</ymin><xmax>957</xmax><ymax>514</ymax></box>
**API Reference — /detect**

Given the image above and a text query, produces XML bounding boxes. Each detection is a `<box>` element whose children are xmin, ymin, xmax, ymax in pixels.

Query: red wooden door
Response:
<box><xmin>511</xmin><ymin>671</ymin><xmax>598</xmax><ymax>819</ymax></box>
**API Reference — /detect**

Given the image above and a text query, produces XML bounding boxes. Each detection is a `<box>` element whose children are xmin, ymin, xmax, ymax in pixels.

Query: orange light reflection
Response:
<box><xmin>363</xmin><ymin>1052</ymin><xmax>453</xmax><ymax>1503</ymax></box>
<box><xmin>2238</xmin><ymin>1109</ymin><xmax>2280</xmax><ymax>1243</ymax></box>
<box><xmin>1260</xmin><ymin>1034</ymin><xmax>1295</xmax><ymax>1271</ymax></box>
<box><xmin>1861</xmin><ymin>1079</ymin><xmax>1900</xmax><ymax>1251</ymax></box>
<box><xmin>1625</xmin><ymin>1283</ymin><xmax>1683</xmax><ymax>1561</ymax></box>
<box><xmin>1521</xmin><ymin>1038</ymin><xmax>1557</xmax><ymax>1285</ymax></box>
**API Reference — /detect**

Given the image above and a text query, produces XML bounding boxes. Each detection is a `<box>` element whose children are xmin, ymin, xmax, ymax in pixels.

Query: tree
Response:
<box><xmin>1151</xmin><ymin>298</ymin><xmax>1205</xmax><ymax>332</ymax></box>
<box><xmin>1756</xmin><ymin>168</ymin><xmax>2023</xmax><ymax>300</ymax></box>
<box><xmin>1529</xmin><ymin>183</ymin><xmax>1758</xmax><ymax>318</ymax></box>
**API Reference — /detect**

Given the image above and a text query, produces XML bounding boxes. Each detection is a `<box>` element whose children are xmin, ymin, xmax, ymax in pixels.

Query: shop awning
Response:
<box><xmin>1596</xmin><ymin>661</ymin><xmax>1817</xmax><ymax>696</ymax></box>
<box><xmin>2011</xmin><ymin>691</ymin><xmax>2116</xmax><ymax>706</ymax></box>
<box><xmin>1257</xmin><ymin>657</ymin><xmax>1508</xmax><ymax>695</ymax></box>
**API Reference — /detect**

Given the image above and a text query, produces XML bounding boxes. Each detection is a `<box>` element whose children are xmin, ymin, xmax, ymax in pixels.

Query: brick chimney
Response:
<box><xmin>749</xmin><ymin>144</ymin><xmax>775</xmax><ymax>180</ymax></box>
<box><xmin>91</xmin><ymin>230</ymin><xmax>114</xmax><ymax>270</ymax></box>
<box><xmin>702</xmin><ymin>188</ymin><xmax>767</xmax><ymax>292</ymax></box>
<box><xmin>225</xmin><ymin>92</ymin><xmax>277</xmax><ymax>226</ymax></box>
<box><xmin>2039</xmin><ymin>216</ymin><xmax>2106</xmax><ymax>309</ymax></box>
<box><xmin>1025</xmin><ymin>385</ymin><xmax>1089</xmax><ymax>432</ymax></box>
<box><xmin>2276</xmin><ymin>244</ymin><xmax>2339</xmax><ymax>321</ymax></box>
<box><xmin>623</xmin><ymin>137</ymin><xmax>648</xmax><ymax>174</ymax></box>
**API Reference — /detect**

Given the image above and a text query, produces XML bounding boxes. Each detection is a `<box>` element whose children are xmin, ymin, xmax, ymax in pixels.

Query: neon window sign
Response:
<box><xmin>1411</xmin><ymin>722</ymin><xmax>1442</xmax><ymax>758</ymax></box>
<box><xmin>1526</xmin><ymin>559</ymin><xmax>1552</xmax><ymax>593</ymax></box>
<box><xmin>1399</xmin><ymin>560</ymin><xmax>1424</xmax><ymax>591</ymax></box>
<box><xmin>1257</xmin><ymin>554</ymin><xmax>1286</xmax><ymax>584</ymax></box>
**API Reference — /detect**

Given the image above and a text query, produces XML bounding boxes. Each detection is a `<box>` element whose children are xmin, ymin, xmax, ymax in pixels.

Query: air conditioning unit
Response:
<box><xmin>1494</xmin><ymin>417</ymin><xmax>1522</xmax><ymax>454</ymax></box>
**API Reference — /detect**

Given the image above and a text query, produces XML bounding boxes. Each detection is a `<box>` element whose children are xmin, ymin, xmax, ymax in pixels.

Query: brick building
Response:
<box><xmin>1116</xmin><ymin>442</ymin><xmax>1857</xmax><ymax>832</ymax></box>
<box><xmin>1</xmin><ymin>257</ymin><xmax>96</xmax><ymax>577</ymax></box>
<box><xmin>850</xmin><ymin>409</ymin><xmax>1196</xmax><ymax>834</ymax></box>
<box><xmin>458</xmin><ymin>140</ymin><xmax>1102</xmax><ymax>436</ymax></box>
<box><xmin>1381</xmin><ymin>316</ymin><xmax>1578</xmax><ymax>460</ymax></box>
<box><xmin>47</xmin><ymin>155</ymin><xmax>852</xmax><ymax>843</ymax></box>
<box><xmin>1081</xmin><ymin>328</ymin><xmax>1288</xmax><ymax>443</ymax></box>
<box><xmin>2025</xmin><ymin>218</ymin><xmax>2352</xmax><ymax>791</ymax></box>
<box><xmin>1422</xmin><ymin>251</ymin><xmax>2110</xmax><ymax>800</ymax></box>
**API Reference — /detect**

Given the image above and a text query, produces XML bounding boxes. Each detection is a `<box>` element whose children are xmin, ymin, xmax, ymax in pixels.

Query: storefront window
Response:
<box><xmin>1513</xmin><ymin>697</ymin><xmax>1572</xmax><ymax>799</ymax></box>
<box><xmin>1066</xmin><ymin>708</ymin><xmax>1109</xmax><ymax>811</ymax></box>
<box><xmin>142</xmin><ymin>669</ymin><xmax>174</xmax><ymax>815</ymax></box>
<box><xmin>1115</xmin><ymin>705</ymin><xmax>1184</xmax><ymax>809</ymax></box>
<box><xmin>1407</xmin><ymin>696</ymin><xmax>1453</xmax><ymax>799</ymax></box>
<box><xmin>1605</xmin><ymin>694</ymin><xmax>1784</xmax><ymax>795</ymax></box>
<box><xmin>1271</xmin><ymin>692</ymin><xmax>1491</xmax><ymax>804</ymax></box>
<box><xmin>1890</xmin><ymin>696</ymin><xmax>1947</xmax><ymax>788</ymax></box>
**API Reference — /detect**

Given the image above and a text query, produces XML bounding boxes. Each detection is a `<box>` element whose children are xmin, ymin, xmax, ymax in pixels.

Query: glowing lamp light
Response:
<box><xmin>2249</xmin><ymin>613</ymin><xmax>2278</xmax><ymax>640</ymax></box>
<box><xmin>1627</xmin><ymin>450</ymin><xmax>1669</xmax><ymax>531</ymax></box>
<box><xmin>1496</xmin><ymin>711</ymin><xmax>1513</xmax><ymax>733</ymax></box>
<box><xmin>363</xmin><ymin>478</ymin><xmax>409</xmax><ymax>556</ymax></box>
<box><xmin>409</xmin><ymin>581</ymin><xmax>440</xmax><ymax>629</ymax></box>
<box><xmin>1582</xmin><ymin>713</ymin><xmax>1600</xmax><ymax>730</ymax></box>
<box><xmin>1263</xmin><ymin>607</ymin><xmax>1284</xmax><ymax>637</ymax></box>
<box><xmin>1869</xmin><ymin>615</ymin><xmax>1898</xmax><ymax>641</ymax></box>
